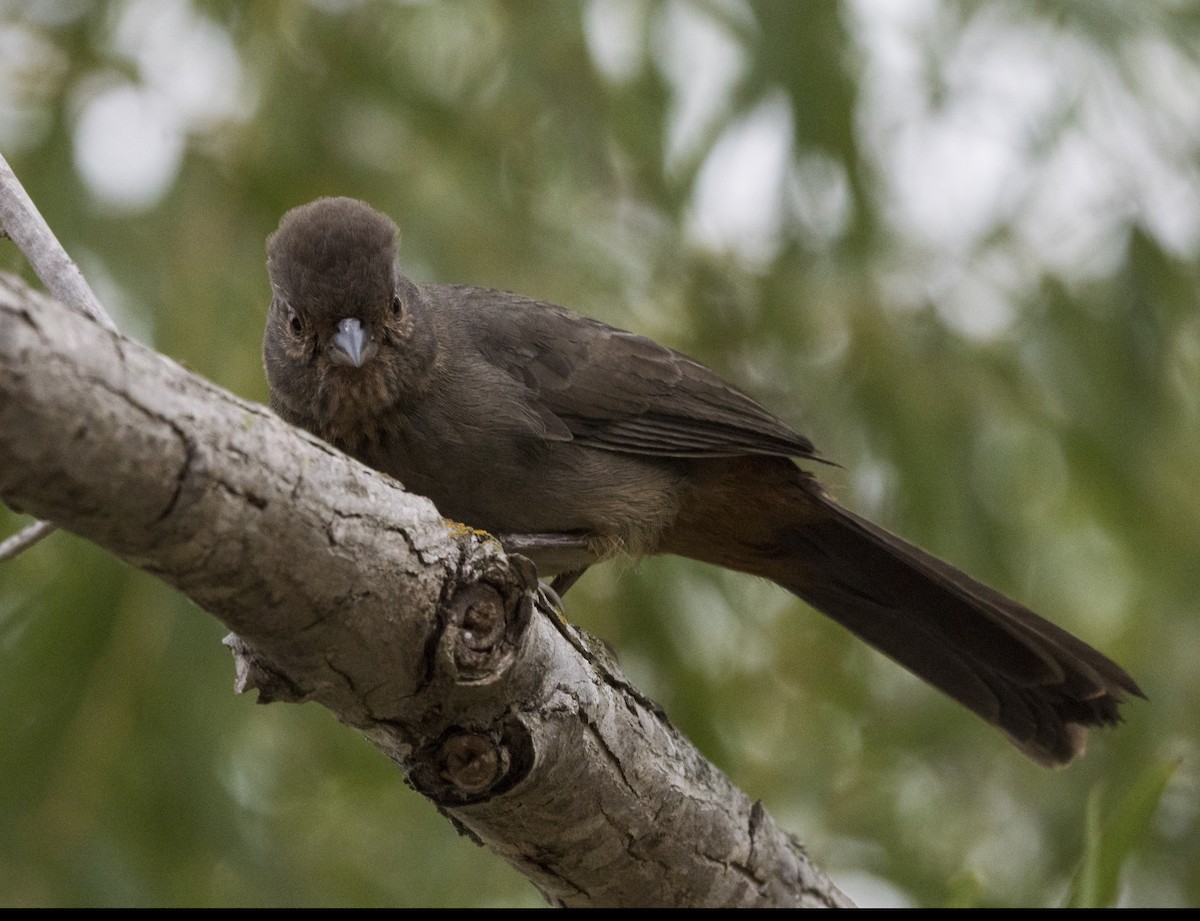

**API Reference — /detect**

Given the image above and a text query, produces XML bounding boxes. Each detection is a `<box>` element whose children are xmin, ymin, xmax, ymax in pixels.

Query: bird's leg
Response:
<box><xmin>529</xmin><ymin>573</ymin><xmax>580</xmax><ymax>621</ymax></box>
<box><xmin>549</xmin><ymin>568</ymin><xmax>587</xmax><ymax>597</ymax></box>
<box><xmin>497</xmin><ymin>532</ymin><xmax>594</xmax><ymax>599</ymax></box>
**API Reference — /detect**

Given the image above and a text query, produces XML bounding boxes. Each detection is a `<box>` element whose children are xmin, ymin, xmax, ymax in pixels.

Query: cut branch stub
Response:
<box><xmin>409</xmin><ymin>716</ymin><xmax>536</xmax><ymax>805</ymax></box>
<box><xmin>440</xmin><ymin>730</ymin><xmax>506</xmax><ymax>794</ymax></box>
<box><xmin>437</xmin><ymin>536</ymin><xmax>536</xmax><ymax>684</ymax></box>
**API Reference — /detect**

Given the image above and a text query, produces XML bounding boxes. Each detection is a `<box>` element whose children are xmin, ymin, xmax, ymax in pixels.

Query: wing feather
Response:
<box><xmin>453</xmin><ymin>285</ymin><xmax>822</xmax><ymax>461</ymax></box>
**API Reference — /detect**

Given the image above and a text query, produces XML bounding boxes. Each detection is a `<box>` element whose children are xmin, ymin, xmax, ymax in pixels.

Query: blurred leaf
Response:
<box><xmin>1067</xmin><ymin>759</ymin><xmax>1180</xmax><ymax>908</ymax></box>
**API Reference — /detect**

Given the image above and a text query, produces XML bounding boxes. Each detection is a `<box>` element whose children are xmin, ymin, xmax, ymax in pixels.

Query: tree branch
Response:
<box><xmin>0</xmin><ymin>150</ymin><xmax>115</xmax><ymax>558</ymax></box>
<box><xmin>0</xmin><ymin>516</ymin><xmax>57</xmax><ymax>559</ymax></box>
<box><xmin>0</xmin><ymin>153</ymin><xmax>110</xmax><ymax>327</ymax></box>
<box><xmin>0</xmin><ymin>271</ymin><xmax>851</xmax><ymax>908</ymax></box>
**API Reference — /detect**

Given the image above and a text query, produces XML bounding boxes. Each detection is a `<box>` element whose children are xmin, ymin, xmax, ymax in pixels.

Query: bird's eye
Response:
<box><xmin>287</xmin><ymin>307</ymin><xmax>303</xmax><ymax>336</ymax></box>
<box><xmin>391</xmin><ymin>294</ymin><xmax>404</xmax><ymax>317</ymax></box>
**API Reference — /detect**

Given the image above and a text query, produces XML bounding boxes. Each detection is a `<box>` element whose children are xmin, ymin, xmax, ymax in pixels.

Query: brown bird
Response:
<box><xmin>263</xmin><ymin>196</ymin><xmax>1141</xmax><ymax>766</ymax></box>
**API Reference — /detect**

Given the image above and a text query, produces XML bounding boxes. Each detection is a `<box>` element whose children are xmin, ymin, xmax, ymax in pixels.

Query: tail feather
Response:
<box><xmin>662</xmin><ymin>459</ymin><xmax>1142</xmax><ymax>766</ymax></box>
<box><xmin>768</xmin><ymin>496</ymin><xmax>1141</xmax><ymax>766</ymax></box>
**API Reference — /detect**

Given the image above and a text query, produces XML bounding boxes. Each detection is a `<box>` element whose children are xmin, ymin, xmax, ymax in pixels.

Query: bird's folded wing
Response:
<box><xmin>461</xmin><ymin>286</ymin><xmax>822</xmax><ymax>461</ymax></box>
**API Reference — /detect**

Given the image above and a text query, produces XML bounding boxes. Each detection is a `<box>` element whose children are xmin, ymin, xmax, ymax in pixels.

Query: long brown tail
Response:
<box><xmin>663</xmin><ymin>457</ymin><xmax>1143</xmax><ymax>766</ymax></box>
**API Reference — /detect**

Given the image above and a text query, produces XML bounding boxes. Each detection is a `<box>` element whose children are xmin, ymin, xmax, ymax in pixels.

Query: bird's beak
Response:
<box><xmin>329</xmin><ymin>317</ymin><xmax>376</xmax><ymax>368</ymax></box>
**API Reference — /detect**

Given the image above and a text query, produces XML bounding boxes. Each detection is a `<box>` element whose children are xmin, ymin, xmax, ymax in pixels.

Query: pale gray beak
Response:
<box><xmin>330</xmin><ymin>317</ymin><xmax>371</xmax><ymax>367</ymax></box>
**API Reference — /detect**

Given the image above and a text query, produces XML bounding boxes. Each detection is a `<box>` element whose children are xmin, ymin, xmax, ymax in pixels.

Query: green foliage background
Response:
<box><xmin>1</xmin><ymin>0</ymin><xmax>1196</xmax><ymax>907</ymax></box>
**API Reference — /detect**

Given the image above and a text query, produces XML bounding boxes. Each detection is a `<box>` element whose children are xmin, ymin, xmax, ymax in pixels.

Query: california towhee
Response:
<box><xmin>263</xmin><ymin>196</ymin><xmax>1141</xmax><ymax>766</ymax></box>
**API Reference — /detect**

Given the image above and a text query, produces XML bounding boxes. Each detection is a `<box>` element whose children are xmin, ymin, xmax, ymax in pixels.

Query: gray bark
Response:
<box><xmin>0</xmin><ymin>271</ymin><xmax>852</xmax><ymax>908</ymax></box>
<box><xmin>0</xmin><ymin>155</ymin><xmax>110</xmax><ymax>326</ymax></box>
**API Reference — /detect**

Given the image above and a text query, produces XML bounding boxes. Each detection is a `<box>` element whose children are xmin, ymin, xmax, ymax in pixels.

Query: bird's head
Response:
<box><xmin>263</xmin><ymin>197</ymin><xmax>435</xmax><ymax>440</ymax></box>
